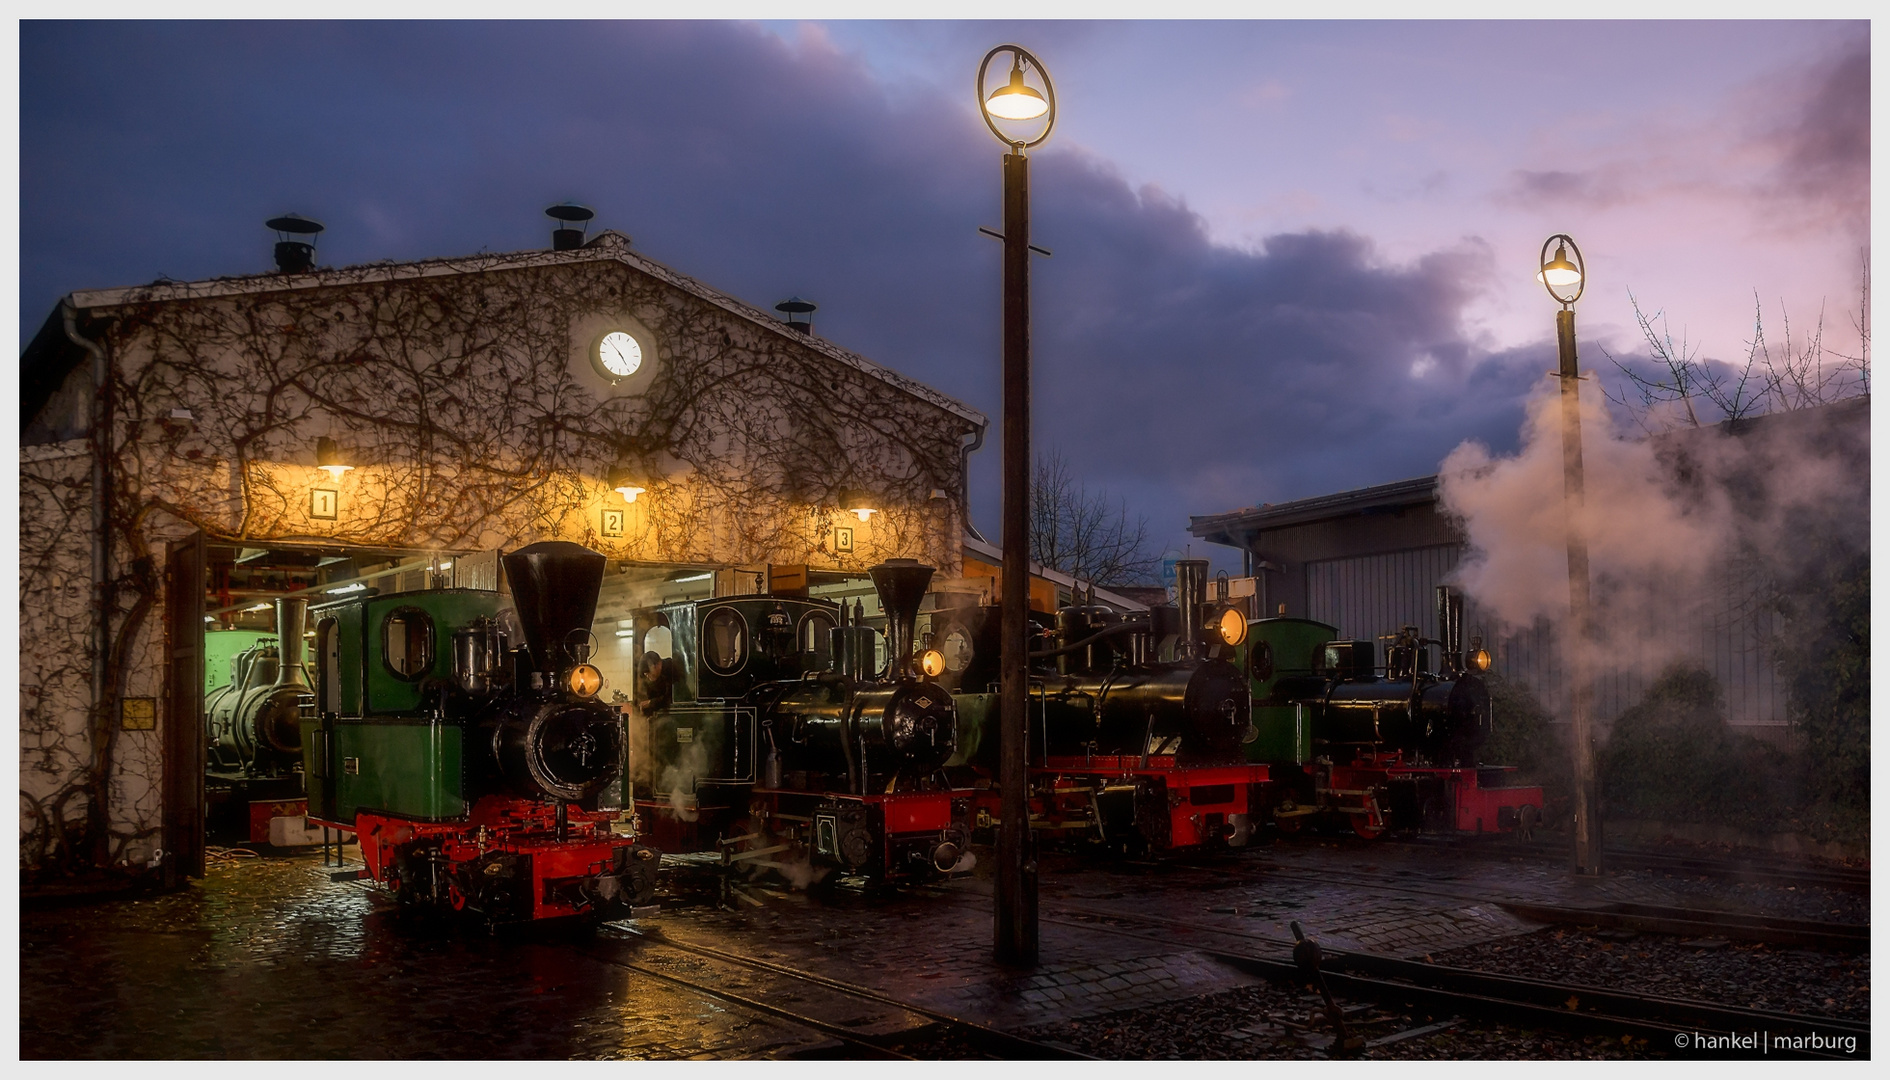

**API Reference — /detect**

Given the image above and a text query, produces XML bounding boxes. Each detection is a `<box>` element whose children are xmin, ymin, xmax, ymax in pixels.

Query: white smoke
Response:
<box><xmin>1439</xmin><ymin>385</ymin><xmax>1866</xmax><ymax>719</ymax></box>
<box><xmin>656</xmin><ymin>735</ymin><xmax>709</xmax><ymax>823</ymax></box>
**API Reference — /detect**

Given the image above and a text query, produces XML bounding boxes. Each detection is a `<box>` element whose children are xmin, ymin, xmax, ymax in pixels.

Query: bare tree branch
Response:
<box><xmin>1029</xmin><ymin>449</ymin><xmax>1158</xmax><ymax>588</ymax></box>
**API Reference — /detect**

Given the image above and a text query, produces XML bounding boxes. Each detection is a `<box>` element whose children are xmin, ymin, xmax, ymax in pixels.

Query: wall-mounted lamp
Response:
<box><xmin>840</xmin><ymin>489</ymin><xmax>878</xmax><ymax>522</ymax></box>
<box><xmin>607</xmin><ymin>466</ymin><xmax>647</xmax><ymax>504</ymax></box>
<box><xmin>315</xmin><ymin>436</ymin><xmax>353</xmax><ymax>480</ymax></box>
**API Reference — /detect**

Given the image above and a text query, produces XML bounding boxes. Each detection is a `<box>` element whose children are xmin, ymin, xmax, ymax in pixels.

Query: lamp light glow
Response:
<box><xmin>315</xmin><ymin>436</ymin><xmax>353</xmax><ymax>480</ymax></box>
<box><xmin>920</xmin><ymin>648</ymin><xmax>946</xmax><ymax>679</ymax></box>
<box><xmin>985</xmin><ymin>60</ymin><xmax>1049</xmax><ymax>121</ymax></box>
<box><xmin>1536</xmin><ymin>244</ymin><xmax>1582</xmax><ymax>288</ymax></box>
<box><xmin>840</xmin><ymin>489</ymin><xmax>878</xmax><ymax>522</ymax></box>
<box><xmin>1536</xmin><ymin>234</ymin><xmax>1586</xmax><ymax>305</ymax></box>
<box><xmin>606</xmin><ymin>466</ymin><xmax>647</xmax><ymax>504</ymax></box>
<box><xmin>1215</xmin><ymin>607</ymin><xmax>1249</xmax><ymax>647</ymax></box>
<box><xmin>566</xmin><ymin>664</ymin><xmax>604</xmax><ymax>698</ymax></box>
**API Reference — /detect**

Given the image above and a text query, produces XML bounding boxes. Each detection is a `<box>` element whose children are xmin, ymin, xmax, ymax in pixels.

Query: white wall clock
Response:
<box><xmin>594</xmin><ymin>330</ymin><xmax>644</xmax><ymax>382</ymax></box>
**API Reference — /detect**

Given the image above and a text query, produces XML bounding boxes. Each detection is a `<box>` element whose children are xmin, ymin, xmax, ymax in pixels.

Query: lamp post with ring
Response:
<box><xmin>977</xmin><ymin>43</ymin><xmax>1055</xmax><ymax>966</ymax></box>
<box><xmin>1539</xmin><ymin>233</ymin><xmax>1603</xmax><ymax>877</ymax></box>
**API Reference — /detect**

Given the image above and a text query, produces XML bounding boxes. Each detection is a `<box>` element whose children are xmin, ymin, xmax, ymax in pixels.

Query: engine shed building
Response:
<box><xmin>19</xmin><ymin>228</ymin><xmax>986</xmax><ymax>882</ymax></box>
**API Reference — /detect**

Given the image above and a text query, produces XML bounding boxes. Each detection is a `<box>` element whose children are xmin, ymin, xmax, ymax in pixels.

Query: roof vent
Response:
<box><xmin>266</xmin><ymin>214</ymin><xmax>324</xmax><ymax>274</ymax></box>
<box><xmin>774</xmin><ymin>296</ymin><xmax>817</xmax><ymax>334</ymax></box>
<box><xmin>546</xmin><ymin>202</ymin><xmax>595</xmax><ymax>251</ymax></box>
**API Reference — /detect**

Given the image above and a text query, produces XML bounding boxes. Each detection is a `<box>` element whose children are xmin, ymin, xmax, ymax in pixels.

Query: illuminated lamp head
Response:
<box><xmin>919</xmin><ymin>648</ymin><xmax>946</xmax><ymax>679</ymax></box>
<box><xmin>315</xmin><ymin>436</ymin><xmax>353</xmax><ymax>480</ymax></box>
<box><xmin>985</xmin><ymin>57</ymin><xmax>1049</xmax><ymax>121</ymax></box>
<box><xmin>1469</xmin><ymin>635</ymin><xmax>1492</xmax><ymax>673</ymax></box>
<box><xmin>566</xmin><ymin>663</ymin><xmax>604</xmax><ymax>699</ymax></box>
<box><xmin>1212</xmin><ymin>605</ymin><xmax>1249</xmax><ymax>647</ymax></box>
<box><xmin>840</xmin><ymin>488</ymin><xmax>877</xmax><ymax>522</ymax></box>
<box><xmin>606</xmin><ymin>466</ymin><xmax>646</xmax><ymax>504</ymax></box>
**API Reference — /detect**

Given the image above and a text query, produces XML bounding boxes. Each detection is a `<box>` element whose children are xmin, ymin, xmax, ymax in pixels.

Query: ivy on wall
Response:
<box><xmin>19</xmin><ymin>237</ymin><xmax>977</xmax><ymax>872</ymax></box>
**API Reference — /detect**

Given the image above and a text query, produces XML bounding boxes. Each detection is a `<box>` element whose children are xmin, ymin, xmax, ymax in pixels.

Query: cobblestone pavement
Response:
<box><xmin>19</xmin><ymin>835</ymin><xmax>1865</xmax><ymax>1059</ymax></box>
<box><xmin>20</xmin><ymin>856</ymin><xmax>839</xmax><ymax>1060</ymax></box>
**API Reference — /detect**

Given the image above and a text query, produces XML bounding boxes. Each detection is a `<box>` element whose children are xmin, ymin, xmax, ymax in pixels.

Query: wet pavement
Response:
<box><xmin>19</xmin><ymin>835</ymin><xmax>1867</xmax><ymax>1059</ymax></box>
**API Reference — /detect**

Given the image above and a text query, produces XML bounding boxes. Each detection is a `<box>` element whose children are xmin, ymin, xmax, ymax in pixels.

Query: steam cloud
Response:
<box><xmin>1439</xmin><ymin>386</ymin><xmax>1866</xmax><ymax>726</ymax></box>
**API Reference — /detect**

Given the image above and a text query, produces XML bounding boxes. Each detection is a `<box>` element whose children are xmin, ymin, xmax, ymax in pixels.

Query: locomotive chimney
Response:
<box><xmin>502</xmin><ymin>541</ymin><xmax>607</xmax><ymax>674</ymax></box>
<box><xmin>868</xmin><ymin>558</ymin><xmax>935</xmax><ymax>681</ymax></box>
<box><xmin>1174</xmin><ymin>558</ymin><xmax>1209</xmax><ymax>658</ymax></box>
<box><xmin>1436</xmin><ymin>585</ymin><xmax>1465</xmax><ymax>675</ymax></box>
<box><xmin>271</xmin><ymin>596</ymin><xmax>313</xmax><ymax>690</ymax></box>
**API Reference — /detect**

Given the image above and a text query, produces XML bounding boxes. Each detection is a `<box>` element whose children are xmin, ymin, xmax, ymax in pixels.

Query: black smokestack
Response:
<box><xmin>869</xmin><ymin>558</ymin><xmax>935</xmax><ymax>681</ymax></box>
<box><xmin>501</xmin><ymin>541</ymin><xmax>607</xmax><ymax>673</ymax></box>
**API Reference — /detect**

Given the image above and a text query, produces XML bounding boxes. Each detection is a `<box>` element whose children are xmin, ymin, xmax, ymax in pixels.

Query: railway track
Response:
<box><xmin>582</xmin><ymin>922</ymin><xmax>1091</xmax><ymax>1060</ymax></box>
<box><xmin>891</xmin><ymin>874</ymin><xmax>1865</xmax><ymax>1059</ymax></box>
<box><xmin>1238</xmin><ymin>863</ymin><xmax>1869</xmax><ymax>952</ymax></box>
<box><xmin>1028</xmin><ymin>897</ymin><xmax>1870</xmax><ymax>1059</ymax></box>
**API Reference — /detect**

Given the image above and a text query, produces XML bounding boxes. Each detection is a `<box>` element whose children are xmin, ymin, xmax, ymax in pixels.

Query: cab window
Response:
<box><xmin>382</xmin><ymin>608</ymin><xmax>435</xmax><ymax>680</ymax></box>
<box><xmin>701</xmin><ymin>607</ymin><xmax>747</xmax><ymax>675</ymax></box>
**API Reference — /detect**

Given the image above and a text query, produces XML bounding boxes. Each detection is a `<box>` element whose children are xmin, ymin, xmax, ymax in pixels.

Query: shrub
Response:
<box><xmin>1600</xmin><ymin>666</ymin><xmax>1800</xmax><ymax>831</ymax></box>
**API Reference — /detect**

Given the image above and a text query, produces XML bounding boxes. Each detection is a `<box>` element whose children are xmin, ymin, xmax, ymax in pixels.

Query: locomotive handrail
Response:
<box><xmin>1027</xmin><ymin>618</ymin><xmax>1142</xmax><ymax>659</ymax></box>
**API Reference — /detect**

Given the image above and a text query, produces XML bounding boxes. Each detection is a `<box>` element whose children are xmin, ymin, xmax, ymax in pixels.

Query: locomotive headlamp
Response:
<box><xmin>919</xmin><ymin>648</ymin><xmax>946</xmax><ymax>679</ymax></box>
<box><xmin>1213</xmin><ymin>606</ymin><xmax>1249</xmax><ymax>647</ymax></box>
<box><xmin>566</xmin><ymin>664</ymin><xmax>604</xmax><ymax>699</ymax></box>
<box><xmin>1472</xmin><ymin>648</ymin><xmax>1492</xmax><ymax>672</ymax></box>
<box><xmin>315</xmin><ymin>436</ymin><xmax>353</xmax><ymax>480</ymax></box>
<box><xmin>606</xmin><ymin>466</ymin><xmax>646</xmax><ymax>504</ymax></box>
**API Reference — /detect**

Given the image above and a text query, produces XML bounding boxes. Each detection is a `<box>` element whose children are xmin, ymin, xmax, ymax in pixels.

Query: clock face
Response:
<box><xmin>596</xmin><ymin>331</ymin><xmax>643</xmax><ymax>379</ymax></box>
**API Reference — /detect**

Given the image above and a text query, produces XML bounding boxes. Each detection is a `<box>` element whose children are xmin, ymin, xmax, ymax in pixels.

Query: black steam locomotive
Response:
<box><xmin>203</xmin><ymin>597</ymin><xmax>313</xmax><ymax>841</ymax></box>
<box><xmin>1243</xmin><ymin>586</ymin><xmax>1543</xmax><ymax>837</ymax></box>
<box><xmin>634</xmin><ymin>559</ymin><xmax>970</xmax><ymax>885</ymax></box>
<box><xmin>933</xmin><ymin>558</ymin><xmax>1267</xmax><ymax>853</ymax></box>
<box><xmin>303</xmin><ymin>541</ymin><xmax>658</xmax><ymax>923</ymax></box>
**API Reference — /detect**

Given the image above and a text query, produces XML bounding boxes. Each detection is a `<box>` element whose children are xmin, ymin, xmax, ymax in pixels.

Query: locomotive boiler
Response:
<box><xmin>1243</xmin><ymin>586</ymin><xmax>1543</xmax><ymax>838</ymax></box>
<box><xmin>937</xmin><ymin>559</ymin><xmax>1267</xmax><ymax>853</ymax></box>
<box><xmin>303</xmin><ymin>541</ymin><xmax>657</xmax><ymax>924</ymax></box>
<box><xmin>203</xmin><ymin>597</ymin><xmax>312</xmax><ymax>775</ymax></box>
<box><xmin>202</xmin><ymin>597</ymin><xmax>315</xmax><ymax>842</ymax></box>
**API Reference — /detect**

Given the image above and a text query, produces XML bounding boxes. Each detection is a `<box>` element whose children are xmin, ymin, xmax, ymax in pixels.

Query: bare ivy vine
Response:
<box><xmin>19</xmin><ymin>237</ymin><xmax>976</xmax><ymax>873</ymax></box>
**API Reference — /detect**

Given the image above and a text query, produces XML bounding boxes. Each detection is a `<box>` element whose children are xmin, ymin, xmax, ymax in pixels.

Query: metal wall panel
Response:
<box><xmin>1303</xmin><ymin>545</ymin><xmax>1785</xmax><ymax>728</ymax></box>
<box><xmin>1306</xmin><ymin>545</ymin><xmax>1462</xmax><ymax>648</ymax></box>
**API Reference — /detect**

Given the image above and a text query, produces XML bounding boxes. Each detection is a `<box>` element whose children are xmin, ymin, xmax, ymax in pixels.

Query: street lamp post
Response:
<box><xmin>978</xmin><ymin>44</ymin><xmax>1055</xmax><ymax>965</ymax></box>
<box><xmin>1538</xmin><ymin>234</ymin><xmax>1603</xmax><ymax>877</ymax></box>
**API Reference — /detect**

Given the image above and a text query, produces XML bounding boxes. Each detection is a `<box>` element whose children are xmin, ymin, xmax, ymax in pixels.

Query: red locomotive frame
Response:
<box><xmin>970</xmin><ymin>756</ymin><xmax>1272</xmax><ymax>850</ymax></box>
<box><xmin>333</xmin><ymin>796</ymin><xmax>653</xmax><ymax>921</ymax></box>
<box><xmin>1273</xmin><ymin>750</ymin><xmax>1543</xmax><ymax>839</ymax></box>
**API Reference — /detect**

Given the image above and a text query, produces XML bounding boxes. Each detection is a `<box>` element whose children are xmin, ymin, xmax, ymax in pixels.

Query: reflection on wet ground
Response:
<box><xmin>20</xmin><ymin>857</ymin><xmax>822</xmax><ymax>1059</ymax></box>
<box><xmin>20</xmin><ymin>838</ymin><xmax>1866</xmax><ymax>1059</ymax></box>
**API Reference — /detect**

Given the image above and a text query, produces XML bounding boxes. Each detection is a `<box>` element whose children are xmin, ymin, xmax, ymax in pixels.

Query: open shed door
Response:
<box><xmin>163</xmin><ymin>531</ymin><xmax>206</xmax><ymax>883</ymax></box>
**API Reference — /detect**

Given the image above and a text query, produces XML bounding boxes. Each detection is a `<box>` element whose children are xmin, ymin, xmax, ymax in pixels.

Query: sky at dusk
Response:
<box><xmin>16</xmin><ymin>15</ymin><xmax>1871</xmax><ymax>575</ymax></box>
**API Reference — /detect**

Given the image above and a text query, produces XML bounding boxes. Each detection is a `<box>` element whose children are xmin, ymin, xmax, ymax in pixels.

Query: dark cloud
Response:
<box><xmin>20</xmin><ymin>20</ymin><xmax>1532</xmax><ymax>572</ymax></box>
<box><xmin>1767</xmin><ymin>42</ymin><xmax>1869</xmax><ymax>231</ymax></box>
